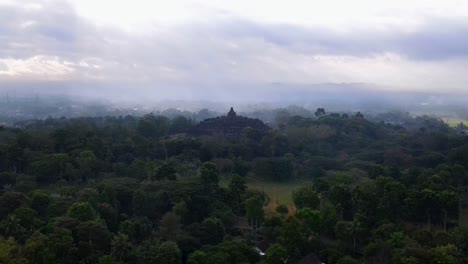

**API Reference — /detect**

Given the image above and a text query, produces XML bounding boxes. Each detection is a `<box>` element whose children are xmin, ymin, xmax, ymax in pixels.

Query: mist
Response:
<box><xmin>1</xmin><ymin>0</ymin><xmax>468</xmax><ymax>123</ymax></box>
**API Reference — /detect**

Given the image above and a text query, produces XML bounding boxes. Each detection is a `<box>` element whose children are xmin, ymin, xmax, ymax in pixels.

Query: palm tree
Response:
<box><xmin>349</xmin><ymin>213</ymin><xmax>364</xmax><ymax>252</ymax></box>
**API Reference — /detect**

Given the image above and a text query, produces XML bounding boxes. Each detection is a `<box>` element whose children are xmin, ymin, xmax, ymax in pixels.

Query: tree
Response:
<box><xmin>0</xmin><ymin>192</ymin><xmax>29</xmax><ymax>218</ymax></box>
<box><xmin>187</xmin><ymin>250</ymin><xmax>207</xmax><ymax>264</ymax></box>
<box><xmin>155</xmin><ymin>163</ymin><xmax>177</xmax><ymax>181</ymax></box>
<box><xmin>253</xmin><ymin>157</ymin><xmax>294</xmax><ymax>182</ymax></box>
<box><xmin>228</xmin><ymin>175</ymin><xmax>247</xmax><ymax>197</ymax></box>
<box><xmin>134</xmin><ymin>239</ymin><xmax>160</xmax><ymax>263</ymax></box>
<box><xmin>157</xmin><ymin>241</ymin><xmax>182</xmax><ymax>264</ymax></box>
<box><xmin>98</xmin><ymin>256</ymin><xmax>117</xmax><ymax>264</ymax></box>
<box><xmin>228</xmin><ymin>175</ymin><xmax>247</xmax><ymax>214</ymax></box>
<box><xmin>187</xmin><ymin>241</ymin><xmax>259</xmax><ymax>264</ymax></box>
<box><xmin>111</xmin><ymin>233</ymin><xmax>132</xmax><ymax>262</ymax></box>
<box><xmin>76</xmin><ymin>221</ymin><xmax>112</xmax><ymax>255</ymax></box>
<box><xmin>296</xmin><ymin>208</ymin><xmax>322</xmax><ymax>234</ymax></box>
<box><xmin>119</xmin><ymin>217</ymin><xmax>152</xmax><ymax>242</ymax></box>
<box><xmin>315</xmin><ymin>108</ymin><xmax>326</xmax><ymax>117</ymax></box>
<box><xmin>334</xmin><ymin>213</ymin><xmax>365</xmax><ymax>253</ymax></box>
<box><xmin>278</xmin><ymin>217</ymin><xmax>307</xmax><ymax>257</ymax></box>
<box><xmin>292</xmin><ymin>184</ymin><xmax>320</xmax><ymax>209</ymax></box>
<box><xmin>23</xmin><ymin>231</ymin><xmax>54</xmax><ymax>264</ymax></box>
<box><xmin>329</xmin><ymin>184</ymin><xmax>352</xmax><ymax>219</ymax></box>
<box><xmin>354</xmin><ymin>112</ymin><xmax>364</xmax><ymax>118</ymax></box>
<box><xmin>0</xmin><ymin>236</ymin><xmax>24</xmax><ymax>263</ymax></box>
<box><xmin>419</xmin><ymin>189</ymin><xmax>438</xmax><ymax>230</ymax></box>
<box><xmin>276</xmin><ymin>204</ymin><xmax>289</xmax><ymax>216</ymax></box>
<box><xmin>337</xmin><ymin>255</ymin><xmax>359</xmax><ymax>264</ymax></box>
<box><xmin>262</xmin><ymin>243</ymin><xmax>288</xmax><ymax>264</ymax></box>
<box><xmin>246</xmin><ymin>196</ymin><xmax>264</xmax><ymax>233</ymax></box>
<box><xmin>170</xmin><ymin>116</ymin><xmax>192</xmax><ymax>134</ymax></box>
<box><xmin>137</xmin><ymin>114</ymin><xmax>170</xmax><ymax>138</ymax></box>
<box><xmin>78</xmin><ymin>150</ymin><xmax>98</xmax><ymax>181</ymax></box>
<box><xmin>202</xmin><ymin>217</ymin><xmax>225</xmax><ymax>245</ymax></box>
<box><xmin>349</xmin><ymin>213</ymin><xmax>365</xmax><ymax>252</ymax></box>
<box><xmin>200</xmin><ymin>162</ymin><xmax>219</xmax><ymax>186</ymax></box>
<box><xmin>376</xmin><ymin>177</ymin><xmax>407</xmax><ymax>220</ymax></box>
<box><xmin>67</xmin><ymin>202</ymin><xmax>98</xmax><ymax>221</ymax></box>
<box><xmin>11</xmin><ymin>206</ymin><xmax>38</xmax><ymax>239</ymax></box>
<box><xmin>439</xmin><ymin>191</ymin><xmax>459</xmax><ymax>231</ymax></box>
<box><xmin>172</xmin><ymin>200</ymin><xmax>189</xmax><ymax>223</ymax></box>
<box><xmin>97</xmin><ymin>203</ymin><xmax>119</xmax><ymax>232</ymax></box>
<box><xmin>31</xmin><ymin>190</ymin><xmax>50</xmax><ymax>215</ymax></box>
<box><xmin>48</xmin><ymin>227</ymin><xmax>76</xmax><ymax>262</ymax></box>
<box><xmin>159</xmin><ymin>212</ymin><xmax>181</xmax><ymax>241</ymax></box>
<box><xmin>431</xmin><ymin>244</ymin><xmax>459</xmax><ymax>264</ymax></box>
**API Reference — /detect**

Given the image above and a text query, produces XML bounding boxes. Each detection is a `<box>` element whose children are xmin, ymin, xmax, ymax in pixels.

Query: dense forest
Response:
<box><xmin>1</xmin><ymin>109</ymin><xmax>468</xmax><ymax>264</ymax></box>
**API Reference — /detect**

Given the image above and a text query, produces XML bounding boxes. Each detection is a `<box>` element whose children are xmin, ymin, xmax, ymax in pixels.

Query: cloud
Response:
<box><xmin>0</xmin><ymin>0</ymin><xmax>468</xmax><ymax>95</ymax></box>
<box><xmin>0</xmin><ymin>56</ymin><xmax>74</xmax><ymax>79</ymax></box>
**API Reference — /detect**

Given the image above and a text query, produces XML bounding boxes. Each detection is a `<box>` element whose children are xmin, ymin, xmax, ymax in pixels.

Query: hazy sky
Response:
<box><xmin>1</xmin><ymin>0</ymin><xmax>468</xmax><ymax>96</ymax></box>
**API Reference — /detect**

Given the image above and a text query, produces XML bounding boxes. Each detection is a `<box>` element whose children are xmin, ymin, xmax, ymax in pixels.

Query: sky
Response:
<box><xmin>1</xmin><ymin>0</ymin><xmax>468</xmax><ymax>99</ymax></box>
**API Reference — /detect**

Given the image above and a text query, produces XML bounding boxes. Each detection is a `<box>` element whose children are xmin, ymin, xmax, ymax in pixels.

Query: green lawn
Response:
<box><xmin>220</xmin><ymin>175</ymin><xmax>309</xmax><ymax>207</ymax></box>
<box><xmin>247</xmin><ymin>178</ymin><xmax>310</xmax><ymax>206</ymax></box>
<box><xmin>445</xmin><ymin>119</ymin><xmax>468</xmax><ymax>128</ymax></box>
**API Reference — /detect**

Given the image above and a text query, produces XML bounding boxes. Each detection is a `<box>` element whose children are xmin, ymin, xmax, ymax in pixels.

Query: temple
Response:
<box><xmin>227</xmin><ymin>107</ymin><xmax>237</xmax><ymax>118</ymax></box>
<box><xmin>190</xmin><ymin>108</ymin><xmax>270</xmax><ymax>138</ymax></box>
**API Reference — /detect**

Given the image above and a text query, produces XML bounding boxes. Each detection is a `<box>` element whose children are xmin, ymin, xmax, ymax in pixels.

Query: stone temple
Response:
<box><xmin>190</xmin><ymin>107</ymin><xmax>270</xmax><ymax>138</ymax></box>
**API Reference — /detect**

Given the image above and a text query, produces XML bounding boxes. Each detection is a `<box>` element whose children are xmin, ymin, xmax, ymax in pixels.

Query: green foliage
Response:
<box><xmin>67</xmin><ymin>202</ymin><xmax>98</xmax><ymax>221</ymax></box>
<box><xmin>246</xmin><ymin>196</ymin><xmax>265</xmax><ymax>229</ymax></box>
<box><xmin>0</xmin><ymin>109</ymin><xmax>468</xmax><ymax>263</ymax></box>
<box><xmin>253</xmin><ymin>157</ymin><xmax>294</xmax><ymax>182</ymax></box>
<box><xmin>228</xmin><ymin>174</ymin><xmax>247</xmax><ymax>196</ymax></box>
<box><xmin>228</xmin><ymin>175</ymin><xmax>247</xmax><ymax>214</ymax></box>
<box><xmin>187</xmin><ymin>241</ymin><xmax>259</xmax><ymax>264</ymax></box>
<box><xmin>261</xmin><ymin>243</ymin><xmax>288</xmax><ymax>264</ymax></box>
<box><xmin>200</xmin><ymin>162</ymin><xmax>219</xmax><ymax>185</ymax></box>
<box><xmin>0</xmin><ymin>236</ymin><xmax>23</xmax><ymax>263</ymax></box>
<box><xmin>156</xmin><ymin>163</ymin><xmax>177</xmax><ymax>181</ymax></box>
<box><xmin>31</xmin><ymin>190</ymin><xmax>50</xmax><ymax>215</ymax></box>
<box><xmin>278</xmin><ymin>217</ymin><xmax>307</xmax><ymax>257</ymax></box>
<box><xmin>202</xmin><ymin>217</ymin><xmax>225</xmax><ymax>244</ymax></box>
<box><xmin>98</xmin><ymin>255</ymin><xmax>117</xmax><ymax>264</ymax></box>
<box><xmin>23</xmin><ymin>231</ymin><xmax>55</xmax><ymax>264</ymax></box>
<box><xmin>137</xmin><ymin>114</ymin><xmax>170</xmax><ymax>138</ymax></box>
<box><xmin>157</xmin><ymin>241</ymin><xmax>182</xmax><ymax>264</ymax></box>
<box><xmin>159</xmin><ymin>212</ymin><xmax>181</xmax><ymax>241</ymax></box>
<box><xmin>0</xmin><ymin>192</ymin><xmax>29</xmax><ymax>218</ymax></box>
<box><xmin>275</xmin><ymin>204</ymin><xmax>289</xmax><ymax>215</ymax></box>
<box><xmin>187</xmin><ymin>250</ymin><xmax>207</xmax><ymax>264</ymax></box>
<box><xmin>119</xmin><ymin>217</ymin><xmax>152</xmax><ymax>242</ymax></box>
<box><xmin>296</xmin><ymin>208</ymin><xmax>321</xmax><ymax>234</ymax></box>
<box><xmin>431</xmin><ymin>244</ymin><xmax>460</xmax><ymax>264</ymax></box>
<box><xmin>111</xmin><ymin>233</ymin><xmax>132</xmax><ymax>262</ymax></box>
<box><xmin>337</xmin><ymin>255</ymin><xmax>359</xmax><ymax>264</ymax></box>
<box><xmin>292</xmin><ymin>184</ymin><xmax>320</xmax><ymax>209</ymax></box>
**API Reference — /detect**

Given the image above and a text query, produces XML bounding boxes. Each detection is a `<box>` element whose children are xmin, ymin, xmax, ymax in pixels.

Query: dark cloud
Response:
<box><xmin>203</xmin><ymin>18</ymin><xmax>468</xmax><ymax>60</ymax></box>
<box><xmin>2</xmin><ymin>1</ymin><xmax>468</xmax><ymax>62</ymax></box>
<box><xmin>0</xmin><ymin>1</ymin><xmax>104</xmax><ymax>59</ymax></box>
<box><xmin>397</xmin><ymin>20</ymin><xmax>468</xmax><ymax>60</ymax></box>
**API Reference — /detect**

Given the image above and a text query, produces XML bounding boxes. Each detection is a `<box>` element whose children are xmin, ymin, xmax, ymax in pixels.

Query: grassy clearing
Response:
<box><xmin>220</xmin><ymin>175</ymin><xmax>309</xmax><ymax>211</ymax></box>
<box><xmin>445</xmin><ymin>119</ymin><xmax>468</xmax><ymax>128</ymax></box>
<box><xmin>246</xmin><ymin>178</ymin><xmax>309</xmax><ymax>206</ymax></box>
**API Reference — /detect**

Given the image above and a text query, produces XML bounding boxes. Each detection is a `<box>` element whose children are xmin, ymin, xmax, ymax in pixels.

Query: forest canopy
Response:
<box><xmin>0</xmin><ymin>108</ymin><xmax>467</xmax><ymax>263</ymax></box>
